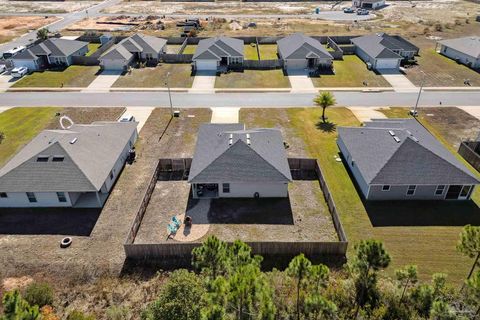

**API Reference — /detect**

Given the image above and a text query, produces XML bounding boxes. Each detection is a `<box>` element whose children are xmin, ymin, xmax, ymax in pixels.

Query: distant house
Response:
<box><xmin>352</xmin><ymin>0</ymin><xmax>385</xmax><ymax>10</ymax></box>
<box><xmin>277</xmin><ymin>33</ymin><xmax>333</xmax><ymax>70</ymax></box>
<box><xmin>337</xmin><ymin>119</ymin><xmax>480</xmax><ymax>201</ymax></box>
<box><xmin>0</xmin><ymin>121</ymin><xmax>138</xmax><ymax>208</ymax></box>
<box><xmin>437</xmin><ymin>36</ymin><xmax>480</xmax><ymax>69</ymax></box>
<box><xmin>99</xmin><ymin>33</ymin><xmax>113</xmax><ymax>46</ymax></box>
<box><xmin>351</xmin><ymin>33</ymin><xmax>419</xmax><ymax>70</ymax></box>
<box><xmin>192</xmin><ymin>36</ymin><xmax>244</xmax><ymax>71</ymax></box>
<box><xmin>188</xmin><ymin>123</ymin><xmax>292</xmax><ymax>199</ymax></box>
<box><xmin>99</xmin><ymin>33</ymin><xmax>167</xmax><ymax>71</ymax></box>
<box><xmin>12</xmin><ymin>38</ymin><xmax>89</xmax><ymax>71</ymax></box>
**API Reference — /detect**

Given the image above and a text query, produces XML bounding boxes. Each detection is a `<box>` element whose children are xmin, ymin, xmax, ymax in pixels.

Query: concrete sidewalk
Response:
<box><xmin>0</xmin><ymin>74</ymin><xmax>17</xmax><ymax>93</ymax></box>
<box><xmin>458</xmin><ymin>106</ymin><xmax>480</xmax><ymax>121</ymax></box>
<box><xmin>380</xmin><ymin>70</ymin><xmax>417</xmax><ymax>93</ymax></box>
<box><xmin>120</xmin><ymin>107</ymin><xmax>154</xmax><ymax>132</ymax></box>
<box><xmin>82</xmin><ymin>70</ymin><xmax>122</xmax><ymax>93</ymax></box>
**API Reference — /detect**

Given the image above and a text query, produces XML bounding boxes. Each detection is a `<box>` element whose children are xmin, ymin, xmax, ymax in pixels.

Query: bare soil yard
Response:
<box><xmin>113</xmin><ymin>64</ymin><xmax>194</xmax><ymax>88</ymax></box>
<box><xmin>0</xmin><ymin>16</ymin><xmax>58</xmax><ymax>44</ymax></box>
<box><xmin>0</xmin><ymin>0</ymin><xmax>99</xmax><ymax>14</ymax></box>
<box><xmin>216</xmin><ymin>69</ymin><xmax>290</xmax><ymax>88</ymax></box>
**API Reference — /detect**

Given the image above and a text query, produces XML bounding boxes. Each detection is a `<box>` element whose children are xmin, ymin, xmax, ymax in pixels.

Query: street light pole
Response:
<box><xmin>412</xmin><ymin>70</ymin><xmax>425</xmax><ymax>117</ymax></box>
<box><xmin>166</xmin><ymin>71</ymin><xmax>173</xmax><ymax>117</ymax></box>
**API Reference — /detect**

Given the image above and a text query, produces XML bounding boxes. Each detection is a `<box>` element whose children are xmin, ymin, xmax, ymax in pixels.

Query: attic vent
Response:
<box><xmin>388</xmin><ymin>130</ymin><xmax>395</xmax><ymax>136</ymax></box>
<box><xmin>52</xmin><ymin>156</ymin><xmax>65</xmax><ymax>162</ymax></box>
<box><xmin>70</xmin><ymin>137</ymin><xmax>78</xmax><ymax>144</ymax></box>
<box><xmin>393</xmin><ymin>136</ymin><xmax>401</xmax><ymax>143</ymax></box>
<box><xmin>406</xmin><ymin>130</ymin><xmax>412</xmax><ymax>135</ymax></box>
<box><xmin>36</xmin><ymin>156</ymin><xmax>49</xmax><ymax>162</ymax></box>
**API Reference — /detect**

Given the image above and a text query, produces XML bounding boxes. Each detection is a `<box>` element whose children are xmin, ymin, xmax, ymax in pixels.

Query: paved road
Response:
<box><xmin>1</xmin><ymin>91</ymin><xmax>479</xmax><ymax>108</ymax></box>
<box><xmin>0</xmin><ymin>0</ymin><xmax>121</xmax><ymax>54</ymax></box>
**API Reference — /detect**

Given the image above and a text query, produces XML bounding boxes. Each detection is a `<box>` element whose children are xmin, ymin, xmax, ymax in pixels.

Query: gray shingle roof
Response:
<box><xmin>277</xmin><ymin>33</ymin><xmax>333</xmax><ymax>60</ymax></box>
<box><xmin>193</xmin><ymin>37</ymin><xmax>244</xmax><ymax>61</ymax></box>
<box><xmin>100</xmin><ymin>45</ymin><xmax>133</xmax><ymax>60</ymax></box>
<box><xmin>18</xmin><ymin>38</ymin><xmax>88</xmax><ymax>59</ymax></box>
<box><xmin>188</xmin><ymin>123</ymin><xmax>292</xmax><ymax>183</ymax></box>
<box><xmin>13</xmin><ymin>49</ymin><xmax>39</xmax><ymax>60</ymax></box>
<box><xmin>101</xmin><ymin>33</ymin><xmax>166</xmax><ymax>60</ymax></box>
<box><xmin>0</xmin><ymin>121</ymin><xmax>138</xmax><ymax>192</ymax></box>
<box><xmin>351</xmin><ymin>33</ymin><xmax>404</xmax><ymax>59</ymax></box>
<box><xmin>337</xmin><ymin>119</ymin><xmax>480</xmax><ymax>185</ymax></box>
<box><xmin>438</xmin><ymin>36</ymin><xmax>480</xmax><ymax>59</ymax></box>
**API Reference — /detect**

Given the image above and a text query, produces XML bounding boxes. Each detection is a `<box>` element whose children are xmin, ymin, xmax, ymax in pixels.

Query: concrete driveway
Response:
<box><xmin>0</xmin><ymin>74</ymin><xmax>17</xmax><ymax>92</ymax></box>
<box><xmin>82</xmin><ymin>70</ymin><xmax>121</xmax><ymax>92</ymax></box>
<box><xmin>210</xmin><ymin>107</ymin><xmax>240</xmax><ymax>123</ymax></box>
<box><xmin>287</xmin><ymin>69</ymin><xmax>316</xmax><ymax>93</ymax></box>
<box><xmin>349</xmin><ymin>107</ymin><xmax>388</xmax><ymax>123</ymax></box>
<box><xmin>380</xmin><ymin>69</ymin><xmax>417</xmax><ymax>93</ymax></box>
<box><xmin>458</xmin><ymin>106</ymin><xmax>480</xmax><ymax>121</ymax></box>
<box><xmin>120</xmin><ymin>107</ymin><xmax>154</xmax><ymax>132</ymax></box>
<box><xmin>190</xmin><ymin>71</ymin><xmax>216</xmax><ymax>93</ymax></box>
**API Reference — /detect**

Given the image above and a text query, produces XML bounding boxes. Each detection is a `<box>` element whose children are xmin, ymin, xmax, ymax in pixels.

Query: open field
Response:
<box><xmin>0</xmin><ymin>16</ymin><xmax>59</xmax><ymax>44</ymax></box>
<box><xmin>11</xmin><ymin>66</ymin><xmax>100</xmax><ymax>88</ymax></box>
<box><xmin>0</xmin><ymin>0</ymin><xmax>98</xmax><ymax>14</ymax></box>
<box><xmin>216</xmin><ymin>69</ymin><xmax>290</xmax><ymax>88</ymax></box>
<box><xmin>113</xmin><ymin>64</ymin><xmax>194</xmax><ymax>88</ymax></box>
<box><xmin>311</xmin><ymin>55</ymin><xmax>390</xmax><ymax>87</ymax></box>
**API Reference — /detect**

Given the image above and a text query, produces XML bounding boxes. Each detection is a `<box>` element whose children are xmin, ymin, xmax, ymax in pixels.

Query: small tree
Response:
<box><xmin>430</xmin><ymin>300</ymin><xmax>456</xmax><ymax>320</ymax></box>
<box><xmin>304</xmin><ymin>294</ymin><xmax>337</xmax><ymax>320</ymax></box>
<box><xmin>395</xmin><ymin>265</ymin><xmax>418</xmax><ymax>303</ymax></box>
<box><xmin>24</xmin><ymin>282</ymin><xmax>54</xmax><ymax>308</ymax></box>
<box><xmin>457</xmin><ymin>225</ymin><xmax>480</xmax><ymax>280</ymax></box>
<box><xmin>192</xmin><ymin>235</ymin><xmax>229</xmax><ymax>278</ymax></box>
<box><xmin>66</xmin><ymin>310</ymin><xmax>95</xmax><ymax>320</ymax></box>
<box><xmin>286</xmin><ymin>254</ymin><xmax>312</xmax><ymax>320</ymax></box>
<box><xmin>465</xmin><ymin>270</ymin><xmax>480</xmax><ymax>317</ymax></box>
<box><xmin>1</xmin><ymin>290</ymin><xmax>41</xmax><ymax>320</ymax></box>
<box><xmin>36</xmin><ymin>28</ymin><xmax>49</xmax><ymax>41</ymax></box>
<box><xmin>313</xmin><ymin>91</ymin><xmax>336</xmax><ymax>123</ymax></box>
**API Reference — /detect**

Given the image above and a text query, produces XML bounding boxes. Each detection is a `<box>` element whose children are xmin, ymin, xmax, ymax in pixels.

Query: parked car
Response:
<box><xmin>0</xmin><ymin>65</ymin><xmax>6</xmax><ymax>74</ymax></box>
<box><xmin>118</xmin><ymin>114</ymin><xmax>135</xmax><ymax>122</ymax></box>
<box><xmin>357</xmin><ymin>9</ymin><xmax>369</xmax><ymax>15</ymax></box>
<box><xmin>343</xmin><ymin>7</ymin><xmax>355</xmax><ymax>13</ymax></box>
<box><xmin>2</xmin><ymin>46</ymin><xmax>26</xmax><ymax>59</ymax></box>
<box><xmin>11</xmin><ymin>67</ymin><xmax>28</xmax><ymax>78</ymax></box>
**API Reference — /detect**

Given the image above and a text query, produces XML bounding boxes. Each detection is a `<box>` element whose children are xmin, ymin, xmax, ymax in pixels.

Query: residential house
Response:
<box><xmin>352</xmin><ymin>0</ymin><xmax>385</xmax><ymax>10</ymax></box>
<box><xmin>192</xmin><ymin>36</ymin><xmax>244</xmax><ymax>71</ymax></box>
<box><xmin>188</xmin><ymin>123</ymin><xmax>292</xmax><ymax>199</ymax></box>
<box><xmin>277</xmin><ymin>33</ymin><xmax>333</xmax><ymax>70</ymax></box>
<box><xmin>337</xmin><ymin>119</ymin><xmax>480</xmax><ymax>200</ymax></box>
<box><xmin>99</xmin><ymin>33</ymin><xmax>167</xmax><ymax>71</ymax></box>
<box><xmin>0</xmin><ymin>121</ymin><xmax>138</xmax><ymax>208</ymax></box>
<box><xmin>12</xmin><ymin>38</ymin><xmax>89</xmax><ymax>71</ymax></box>
<box><xmin>437</xmin><ymin>36</ymin><xmax>480</xmax><ymax>69</ymax></box>
<box><xmin>351</xmin><ymin>33</ymin><xmax>419</xmax><ymax>70</ymax></box>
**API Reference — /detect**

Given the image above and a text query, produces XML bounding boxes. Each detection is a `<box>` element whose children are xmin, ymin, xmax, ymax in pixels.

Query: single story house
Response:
<box><xmin>351</xmin><ymin>33</ymin><xmax>419</xmax><ymax>70</ymax></box>
<box><xmin>277</xmin><ymin>33</ymin><xmax>333</xmax><ymax>70</ymax></box>
<box><xmin>12</xmin><ymin>38</ymin><xmax>89</xmax><ymax>71</ymax></box>
<box><xmin>352</xmin><ymin>0</ymin><xmax>385</xmax><ymax>10</ymax></box>
<box><xmin>192</xmin><ymin>36</ymin><xmax>244</xmax><ymax>71</ymax></box>
<box><xmin>437</xmin><ymin>36</ymin><xmax>480</xmax><ymax>69</ymax></box>
<box><xmin>99</xmin><ymin>33</ymin><xmax>167</xmax><ymax>71</ymax></box>
<box><xmin>0</xmin><ymin>121</ymin><xmax>138</xmax><ymax>208</ymax></box>
<box><xmin>188</xmin><ymin>123</ymin><xmax>292</xmax><ymax>199</ymax></box>
<box><xmin>337</xmin><ymin>119</ymin><xmax>480</xmax><ymax>201</ymax></box>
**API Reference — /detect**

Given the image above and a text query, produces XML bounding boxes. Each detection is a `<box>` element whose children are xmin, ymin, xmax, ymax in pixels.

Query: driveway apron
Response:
<box><xmin>190</xmin><ymin>70</ymin><xmax>216</xmax><ymax>93</ymax></box>
<box><xmin>380</xmin><ymin>69</ymin><xmax>417</xmax><ymax>93</ymax></box>
<box><xmin>82</xmin><ymin>70</ymin><xmax>122</xmax><ymax>92</ymax></box>
<box><xmin>287</xmin><ymin>69</ymin><xmax>316</xmax><ymax>93</ymax></box>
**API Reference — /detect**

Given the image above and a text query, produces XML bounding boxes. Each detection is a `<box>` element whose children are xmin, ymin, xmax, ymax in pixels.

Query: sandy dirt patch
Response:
<box><xmin>0</xmin><ymin>0</ymin><xmax>99</xmax><ymax>14</ymax></box>
<box><xmin>0</xmin><ymin>16</ymin><xmax>59</xmax><ymax>43</ymax></box>
<box><xmin>2</xmin><ymin>276</ymin><xmax>34</xmax><ymax>292</ymax></box>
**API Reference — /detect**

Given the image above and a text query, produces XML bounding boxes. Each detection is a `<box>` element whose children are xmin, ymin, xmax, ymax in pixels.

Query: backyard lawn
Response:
<box><xmin>182</xmin><ymin>45</ymin><xmax>196</xmax><ymax>54</ymax></box>
<box><xmin>310</xmin><ymin>55</ymin><xmax>391</xmax><ymax>87</ymax></box>
<box><xmin>244</xmin><ymin>44</ymin><xmax>259</xmax><ymax>60</ymax></box>
<box><xmin>215</xmin><ymin>69</ymin><xmax>290</xmax><ymax>88</ymax></box>
<box><xmin>112</xmin><ymin>64</ymin><xmax>194</xmax><ymax>88</ymax></box>
<box><xmin>0</xmin><ymin>107</ymin><xmax>61</xmax><ymax>166</ymax></box>
<box><xmin>86</xmin><ymin>43</ymin><xmax>101</xmax><ymax>56</ymax></box>
<box><xmin>12</xmin><ymin>66</ymin><xmax>100</xmax><ymax>88</ymax></box>
<box><xmin>244</xmin><ymin>44</ymin><xmax>278</xmax><ymax>60</ymax></box>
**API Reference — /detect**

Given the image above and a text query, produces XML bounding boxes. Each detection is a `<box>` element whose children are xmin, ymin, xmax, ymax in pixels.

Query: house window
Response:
<box><xmin>223</xmin><ymin>183</ymin><xmax>230</xmax><ymax>193</ymax></box>
<box><xmin>145</xmin><ymin>53</ymin><xmax>153</xmax><ymax>60</ymax></box>
<box><xmin>435</xmin><ymin>185</ymin><xmax>445</xmax><ymax>195</ymax></box>
<box><xmin>382</xmin><ymin>185</ymin><xmax>390</xmax><ymax>191</ymax></box>
<box><xmin>52</xmin><ymin>156</ymin><xmax>65</xmax><ymax>162</ymax></box>
<box><xmin>406</xmin><ymin>185</ymin><xmax>416</xmax><ymax>196</ymax></box>
<box><xmin>26</xmin><ymin>192</ymin><xmax>37</xmax><ymax>203</ymax></box>
<box><xmin>56</xmin><ymin>192</ymin><xmax>67</xmax><ymax>203</ymax></box>
<box><xmin>36</xmin><ymin>156</ymin><xmax>49</xmax><ymax>162</ymax></box>
<box><xmin>0</xmin><ymin>192</ymin><xmax>7</xmax><ymax>198</ymax></box>
<box><xmin>460</xmin><ymin>185</ymin><xmax>472</xmax><ymax>198</ymax></box>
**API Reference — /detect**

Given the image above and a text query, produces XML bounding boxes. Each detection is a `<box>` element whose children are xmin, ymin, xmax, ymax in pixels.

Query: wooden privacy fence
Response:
<box><xmin>243</xmin><ymin>59</ymin><xmax>282</xmax><ymax>69</ymax></box>
<box><xmin>71</xmin><ymin>56</ymin><xmax>99</xmax><ymax>66</ymax></box>
<box><xmin>158</xmin><ymin>158</ymin><xmax>192</xmax><ymax>171</ymax></box>
<box><xmin>458</xmin><ymin>141</ymin><xmax>480</xmax><ymax>172</ymax></box>
<box><xmin>160</xmin><ymin>53</ymin><xmax>193</xmax><ymax>63</ymax></box>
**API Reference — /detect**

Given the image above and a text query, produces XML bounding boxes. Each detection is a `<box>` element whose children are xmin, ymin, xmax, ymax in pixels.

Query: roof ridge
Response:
<box><xmin>369</xmin><ymin>136</ymin><xmax>407</xmax><ymax>183</ymax></box>
<box><xmin>55</xmin><ymin>142</ymin><xmax>99</xmax><ymax>190</ymax></box>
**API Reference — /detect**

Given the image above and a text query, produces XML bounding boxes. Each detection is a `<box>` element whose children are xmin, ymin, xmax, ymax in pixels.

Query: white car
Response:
<box><xmin>0</xmin><ymin>65</ymin><xmax>6</xmax><ymax>74</ymax></box>
<box><xmin>11</xmin><ymin>67</ymin><xmax>28</xmax><ymax>78</ymax></box>
<box><xmin>118</xmin><ymin>114</ymin><xmax>135</xmax><ymax>122</ymax></box>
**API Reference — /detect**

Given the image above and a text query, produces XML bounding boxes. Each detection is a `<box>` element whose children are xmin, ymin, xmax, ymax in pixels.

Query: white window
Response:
<box><xmin>406</xmin><ymin>185</ymin><xmax>416</xmax><ymax>196</ymax></box>
<box><xmin>435</xmin><ymin>185</ymin><xmax>445</xmax><ymax>195</ymax></box>
<box><xmin>382</xmin><ymin>185</ymin><xmax>390</xmax><ymax>191</ymax></box>
<box><xmin>57</xmin><ymin>192</ymin><xmax>67</xmax><ymax>203</ymax></box>
<box><xmin>26</xmin><ymin>192</ymin><xmax>37</xmax><ymax>203</ymax></box>
<box><xmin>223</xmin><ymin>183</ymin><xmax>230</xmax><ymax>193</ymax></box>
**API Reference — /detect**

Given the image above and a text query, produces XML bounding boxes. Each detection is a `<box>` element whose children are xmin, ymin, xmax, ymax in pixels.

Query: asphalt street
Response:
<box><xmin>0</xmin><ymin>91</ymin><xmax>479</xmax><ymax>108</ymax></box>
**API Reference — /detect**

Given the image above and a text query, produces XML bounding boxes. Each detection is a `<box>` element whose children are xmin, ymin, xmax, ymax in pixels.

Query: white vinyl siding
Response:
<box><xmin>195</xmin><ymin>60</ymin><xmax>218</xmax><ymax>70</ymax></box>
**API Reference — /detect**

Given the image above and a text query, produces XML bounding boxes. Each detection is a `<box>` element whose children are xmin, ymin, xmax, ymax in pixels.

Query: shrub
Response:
<box><xmin>106</xmin><ymin>306</ymin><xmax>130</xmax><ymax>320</ymax></box>
<box><xmin>67</xmin><ymin>310</ymin><xmax>96</xmax><ymax>320</ymax></box>
<box><xmin>24</xmin><ymin>282</ymin><xmax>54</xmax><ymax>308</ymax></box>
<box><xmin>434</xmin><ymin>23</ymin><xmax>443</xmax><ymax>32</ymax></box>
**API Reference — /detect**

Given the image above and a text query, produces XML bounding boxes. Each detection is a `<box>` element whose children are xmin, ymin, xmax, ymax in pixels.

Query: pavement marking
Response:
<box><xmin>120</xmin><ymin>107</ymin><xmax>154</xmax><ymax>132</ymax></box>
<box><xmin>458</xmin><ymin>106</ymin><xmax>480</xmax><ymax>121</ymax></box>
<box><xmin>210</xmin><ymin>107</ymin><xmax>240</xmax><ymax>123</ymax></box>
<box><xmin>287</xmin><ymin>69</ymin><xmax>316</xmax><ymax>93</ymax></box>
<box><xmin>380</xmin><ymin>70</ymin><xmax>417</xmax><ymax>93</ymax></box>
<box><xmin>190</xmin><ymin>71</ymin><xmax>216</xmax><ymax>93</ymax></box>
<box><xmin>82</xmin><ymin>70</ymin><xmax>122</xmax><ymax>93</ymax></box>
<box><xmin>348</xmin><ymin>107</ymin><xmax>389</xmax><ymax>123</ymax></box>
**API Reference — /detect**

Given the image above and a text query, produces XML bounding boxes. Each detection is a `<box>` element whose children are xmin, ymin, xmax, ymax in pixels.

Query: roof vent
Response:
<box><xmin>411</xmin><ymin>136</ymin><xmax>419</xmax><ymax>142</ymax></box>
<box><xmin>70</xmin><ymin>137</ymin><xmax>78</xmax><ymax>144</ymax></box>
<box><xmin>406</xmin><ymin>130</ymin><xmax>412</xmax><ymax>135</ymax></box>
<box><xmin>393</xmin><ymin>136</ymin><xmax>401</xmax><ymax>143</ymax></box>
<box><xmin>246</xmin><ymin>133</ymin><xmax>251</xmax><ymax>145</ymax></box>
<box><xmin>388</xmin><ymin>130</ymin><xmax>395</xmax><ymax>136</ymax></box>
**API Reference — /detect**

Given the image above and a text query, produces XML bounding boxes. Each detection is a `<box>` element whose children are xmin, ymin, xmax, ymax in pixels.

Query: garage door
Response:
<box><xmin>375</xmin><ymin>59</ymin><xmax>399</xmax><ymax>69</ymax></box>
<box><xmin>285</xmin><ymin>59</ymin><xmax>307</xmax><ymax>70</ymax></box>
<box><xmin>196</xmin><ymin>60</ymin><xmax>218</xmax><ymax>70</ymax></box>
<box><xmin>13</xmin><ymin>60</ymin><xmax>38</xmax><ymax>71</ymax></box>
<box><xmin>102</xmin><ymin>59</ymin><xmax>126</xmax><ymax>71</ymax></box>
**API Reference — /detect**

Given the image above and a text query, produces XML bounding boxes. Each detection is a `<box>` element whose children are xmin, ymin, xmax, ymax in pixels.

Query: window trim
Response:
<box><xmin>222</xmin><ymin>183</ymin><xmax>230</xmax><ymax>193</ymax></box>
<box><xmin>435</xmin><ymin>185</ymin><xmax>446</xmax><ymax>196</ymax></box>
<box><xmin>36</xmin><ymin>155</ymin><xmax>49</xmax><ymax>162</ymax></box>
<box><xmin>406</xmin><ymin>185</ymin><xmax>416</xmax><ymax>196</ymax></box>
<box><xmin>56</xmin><ymin>192</ymin><xmax>67</xmax><ymax>203</ymax></box>
<box><xmin>0</xmin><ymin>192</ymin><xmax>7</xmax><ymax>198</ymax></box>
<box><xmin>52</xmin><ymin>155</ymin><xmax>65</xmax><ymax>162</ymax></box>
<box><xmin>381</xmin><ymin>185</ymin><xmax>391</xmax><ymax>191</ymax></box>
<box><xmin>26</xmin><ymin>192</ymin><xmax>37</xmax><ymax>203</ymax></box>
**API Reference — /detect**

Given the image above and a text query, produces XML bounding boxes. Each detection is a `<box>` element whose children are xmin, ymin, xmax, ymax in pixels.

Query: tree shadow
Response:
<box><xmin>316</xmin><ymin>120</ymin><xmax>337</xmax><ymax>133</ymax></box>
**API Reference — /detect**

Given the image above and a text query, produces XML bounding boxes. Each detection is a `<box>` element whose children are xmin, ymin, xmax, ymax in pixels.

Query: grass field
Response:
<box><xmin>244</xmin><ymin>44</ymin><xmax>278</xmax><ymax>60</ymax></box>
<box><xmin>0</xmin><ymin>107</ymin><xmax>60</xmax><ymax>166</ymax></box>
<box><xmin>182</xmin><ymin>45</ymin><xmax>196</xmax><ymax>54</ymax></box>
<box><xmin>113</xmin><ymin>64</ymin><xmax>194</xmax><ymax>88</ymax></box>
<box><xmin>215</xmin><ymin>69</ymin><xmax>290</xmax><ymax>88</ymax></box>
<box><xmin>244</xmin><ymin>44</ymin><xmax>259</xmax><ymax>60</ymax></box>
<box><xmin>310</xmin><ymin>55</ymin><xmax>391</xmax><ymax>87</ymax></box>
<box><xmin>12</xmin><ymin>66</ymin><xmax>99</xmax><ymax>88</ymax></box>
<box><xmin>86</xmin><ymin>43</ymin><xmax>101</xmax><ymax>57</ymax></box>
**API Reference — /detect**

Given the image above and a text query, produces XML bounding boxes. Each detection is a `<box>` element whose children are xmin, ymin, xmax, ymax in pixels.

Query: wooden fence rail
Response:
<box><xmin>458</xmin><ymin>141</ymin><xmax>480</xmax><ymax>172</ymax></box>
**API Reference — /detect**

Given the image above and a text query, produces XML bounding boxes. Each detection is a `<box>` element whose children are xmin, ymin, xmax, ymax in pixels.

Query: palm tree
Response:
<box><xmin>313</xmin><ymin>91</ymin><xmax>336</xmax><ymax>123</ymax></box>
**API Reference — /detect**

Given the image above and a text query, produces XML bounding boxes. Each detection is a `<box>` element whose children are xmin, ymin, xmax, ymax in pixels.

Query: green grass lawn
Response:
<box><xmin>244</xmin><ymin>44</ymin><xmax>278</xmax><ymax>61</ymax></box>
<box><xmin>12</xmin><ymin>66</ymin><xmax>100</xmax><ymax>88</ymax></box>
<box><xmin>86</xmin><ymin>43</ymin><xmax>101</xmax><ymax>57</ymax></box>
<box><xmin>0</xmin><ymin>107</ymin><xmax>61</xmax><ymax>166</ymax></box>
<box><xmin>182</xmin><ymin>45</ymin><xmax>197</xmax><ymax>55</ymax></box>
<box><xmin>112</xmin><ymin>64</ymin><xmax>194</xmax><ymax>88</ymax></box>
<box><xmin>310</xmin><ymin>55</ymin><xmax>391</xmax><ymax>87</ymax></box>
<box><xmin>244</xmin><ymin>44</ymin><xmax>259</xmax><ymax>60</ymax></box>
<box><xmin>215</xmin><ymin>69</ymin><xmax>290</xmax><ymax>88</ymax></box>
<box><xmin>404</xmin><ymin>48</ymin><xmax>480</xmax><ymax>87</ymax></box>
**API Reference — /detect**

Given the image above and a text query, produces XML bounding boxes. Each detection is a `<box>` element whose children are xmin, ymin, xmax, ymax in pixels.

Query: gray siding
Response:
<box><xmin>337</xmin><ymin>136</ymin><xmax>370</xmax><ymax>198</ymax></box>
<box><xmin>368</xmin><ymin>185</ymin><xmax>442</xmax><ymax>200</ymax></box>
<box><xmin>440</xmin><ymin>45</ymin><xmax>480</xmax><ymax>69</ymax></box>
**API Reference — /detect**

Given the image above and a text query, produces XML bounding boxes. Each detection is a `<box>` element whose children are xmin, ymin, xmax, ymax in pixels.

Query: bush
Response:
<box><xmin>106</xmin><ymin>306</ymin><xmax>130</xmax><ymax>320</ymax></box>
<box><xmin>67</xmin><ymin>310</ymin><xmax>96</xmax><ymax>320</ymax></box>
<box><xmin>434</xmin><ymin>23</ymin><xmax>443</xmax><ymax>32</ymax></box>
<box><xmin>24</xmin><ymin>282</ymin><xmax>54</xmax><ymax>308</ymax></box>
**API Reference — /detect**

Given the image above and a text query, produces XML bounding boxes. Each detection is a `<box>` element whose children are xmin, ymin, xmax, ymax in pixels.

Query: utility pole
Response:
<box><xmin>411</xmin><ymin>70</ymin><xmax>425</xmax><ymax>117</ymax></box>
<box><xmin>166</xmin><ymin>71</ymin><xmax>173</xmax><ymax>117</ymax></box>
